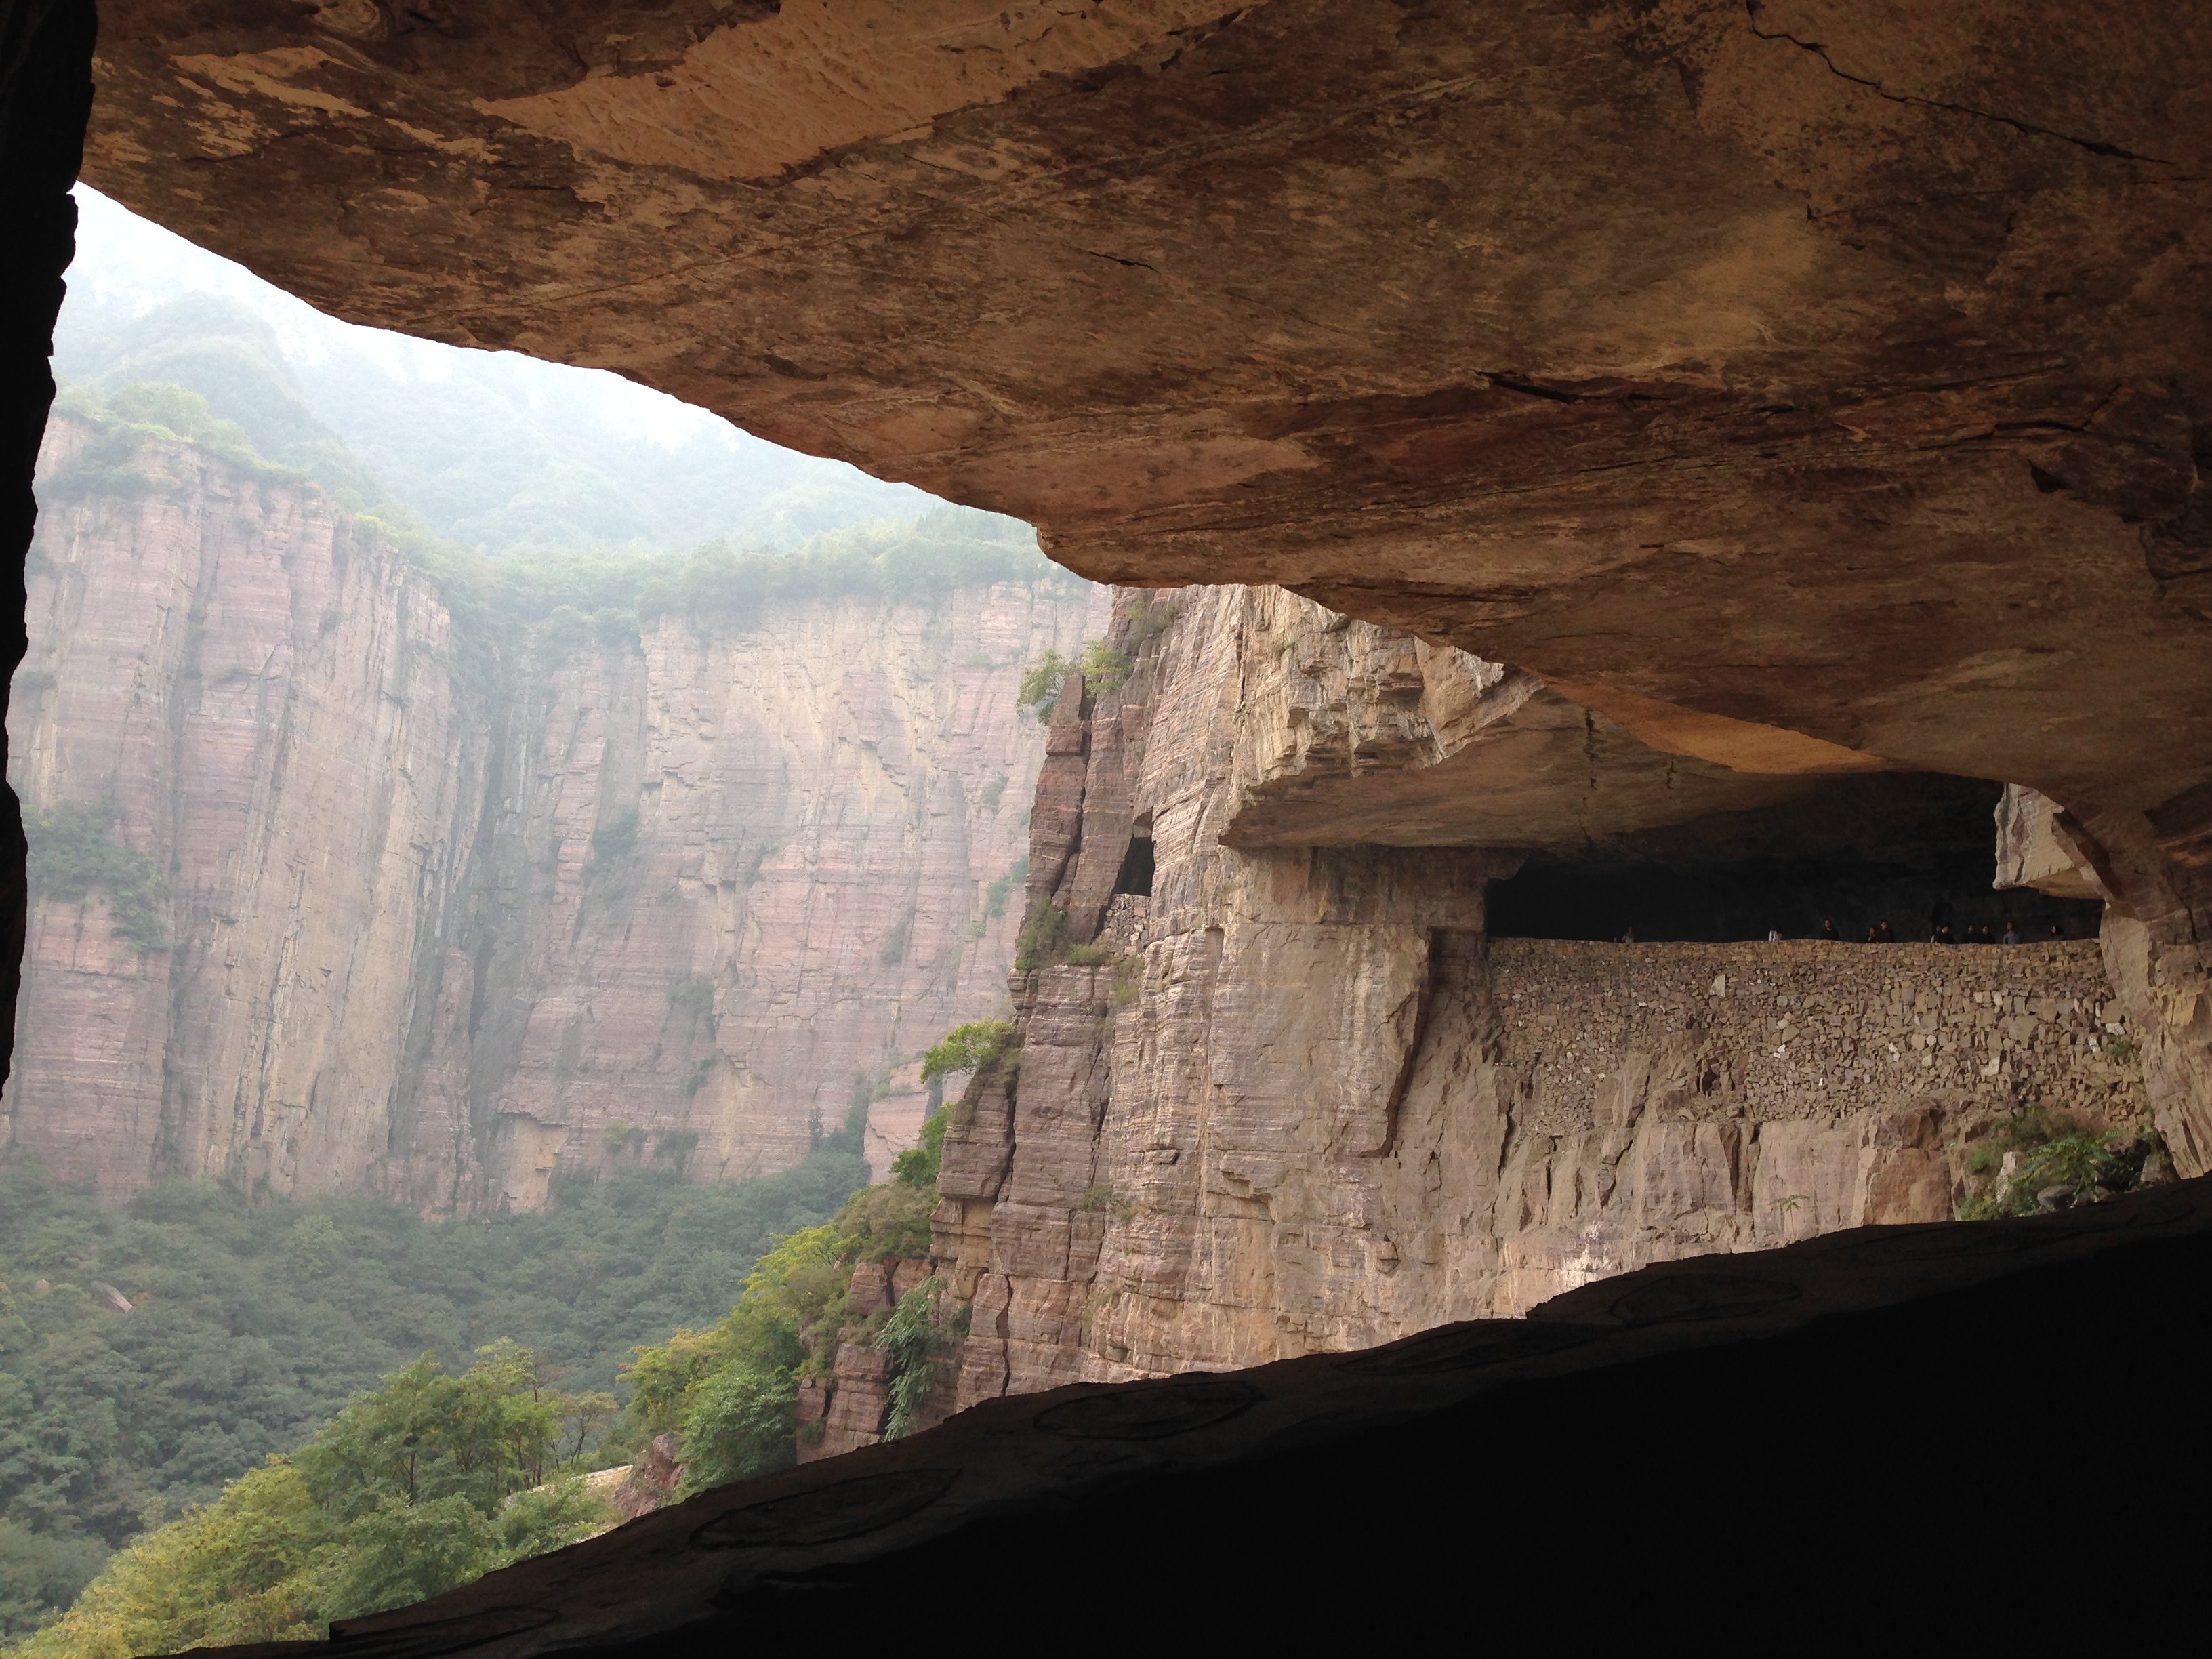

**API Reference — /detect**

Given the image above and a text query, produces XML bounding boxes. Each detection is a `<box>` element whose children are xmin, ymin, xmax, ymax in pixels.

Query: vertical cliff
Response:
<box><xmin>3</xmin><ymin>415</ymin><xmax>1097</xmax><ymax>1209</ymax></box>
<box><xmin>5</xmin><ymin>415</ymin><xmax>489</xmax><ymax>1200</ymax></box>
<box><xmin>937</xmin><ymin>587</ymin><xmax>2150</xmax><ymax>1400</ymax></box>
<box><xmin>423</xmin><ymin>579</ymin><xmax>1100</xmax><ymax>1212</ymax></box>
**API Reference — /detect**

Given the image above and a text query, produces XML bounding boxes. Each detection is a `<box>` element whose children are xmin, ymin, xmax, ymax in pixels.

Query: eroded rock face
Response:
<box><xmin>3</xmin><ymin>420</ymin><xmax>1094</xmax><ymax>1206</ymax></box>
<box><xmin>938</xmin><ymin>588</ymin><xmax>2150</xmax><ymax>1399</ymax></box>
<box><xmin>74</xmin><ymin>3</ymin><xmax>2212</xmax><ymax>1155</ymax></box>
<box><xmin>75</xmin><ymin>4</ymin><xmax>2212</xmax><ymax>798</ymax></box>
<box><xmin>6</xmin><ymin>419</ymin><xmax>490</xmax><ymax>1199</ymax></box>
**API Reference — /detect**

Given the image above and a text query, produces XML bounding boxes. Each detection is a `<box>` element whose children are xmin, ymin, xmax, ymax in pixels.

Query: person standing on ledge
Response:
<box><xmin>1820</xmin><ymin>918</ymin><xmax>1839</xmax><ymax>940</ymax></box>
<box><xmin>2003</xmin><ymin>920</ymin><xmax>2021</xmax><ymax>945</ymax></box>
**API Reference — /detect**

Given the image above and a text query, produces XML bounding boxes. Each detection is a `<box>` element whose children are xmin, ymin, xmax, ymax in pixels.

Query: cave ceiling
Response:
<box><xmin>81</xmin><ymin>1</ymin><xmax>2212</xmax><ymax>819</ymax></box>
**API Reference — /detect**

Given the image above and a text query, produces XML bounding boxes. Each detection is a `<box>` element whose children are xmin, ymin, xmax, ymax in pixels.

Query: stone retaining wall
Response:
<box><xmin>1490</xmin><ymin>939</ymin><xmax>2146</xmax><ymax>1133</ymax></box>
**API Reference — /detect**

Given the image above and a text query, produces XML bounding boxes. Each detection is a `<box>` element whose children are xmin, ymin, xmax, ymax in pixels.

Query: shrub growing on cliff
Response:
<box><xmin>918</xmin><ymin>1020</ymin><xmax>1015</xmax><ymax>1085</ymax></box>
<box><xmin>879</xmin><ymin>910</ymin><xmax>914</xmax><ymax>966</ymax></box>
<box><xmin>1079</xmin><ymin>640</ymin><xmax>1131</xmax><ymax>696</ymax></box>
<box><xmin>1014</xmin><ymin>904</ymin><xmax>1069</xmax><ymax>972</ymax></box>
<box><xmin>977</xmin><ymin>857</ymin><xmax>1027</xmax><ymax>937</ymax></box>
<box><xmin>1016</xmin><ymin>649</ymin><xmax>1071</xmax><ymax>720</ymax></box>
<box><xmin>876</xmin><ymin>1279</ymin><xmax>954</xmax><ymax>1441</ymax></box>
<box><xmin>1015</xmin><ymin>640</ymin><xmax>1129</xmax><ymax>723</ymax></box>
<box><xmin>590</xmin><ymin>807</ymin><xmax>640</xmax><ymax>864</ymax></box>
<box><xmin>1954</xmin><ymin>1107</ymin><xmax>2161</xmax><ymax>1218</ymax></box>
<box><xmin>23</xmin><ymin>801</ymin><xmax>169</xmax><ymax>952</ymax></box>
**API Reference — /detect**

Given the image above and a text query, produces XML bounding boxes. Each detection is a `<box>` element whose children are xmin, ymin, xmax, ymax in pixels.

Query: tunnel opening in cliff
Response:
<box><xmin>1111</xmin><ymin>821</ymin><xmax>1153</xmax><ymax>899</ymax></box>
<box><xmin>1486</xmin><ymin>773</ymin><xmax>2107</xmax><ymax>944</ymax></box>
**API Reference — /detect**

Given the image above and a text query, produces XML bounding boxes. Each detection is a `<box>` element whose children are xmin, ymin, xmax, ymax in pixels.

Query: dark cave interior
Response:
<box><xmin>1487</xmin><ymin>773</ymin><xmax>2107</xmax><ymax>943</ymax></box>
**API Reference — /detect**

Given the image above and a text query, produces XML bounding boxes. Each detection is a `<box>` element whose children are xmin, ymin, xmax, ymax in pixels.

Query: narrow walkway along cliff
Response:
<box><xmin>937</xmin><ymin>587</ymin><xmax>2152</xmax><ymax>1400</ymax></box>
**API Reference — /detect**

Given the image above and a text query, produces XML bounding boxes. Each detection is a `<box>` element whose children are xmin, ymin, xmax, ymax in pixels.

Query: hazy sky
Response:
<box><xmin>70</xmin><ymin>186</ymin><xmax>749</xmax><ymax>453</ymax></box>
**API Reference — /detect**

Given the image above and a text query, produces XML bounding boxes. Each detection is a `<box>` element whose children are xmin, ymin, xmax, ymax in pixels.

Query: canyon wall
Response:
<box><xmin>937</xmin><ymin>588</ymin><xmax>2150</xmax><ymax>1400</ymax></box>
<box><xmin>5</xmin><ymin>416</ymin><xmax>490</xmax><ymax>1204</ymax></box>
<box><xmin>424</xmin><ymin>561</ymin><xmax>1099</xmax><ymax>1212</ymax></box>
<box><xmin>3</xmin><ymin>417</ymin><xmax>1095</xmax><ymax>1208</ymax></box>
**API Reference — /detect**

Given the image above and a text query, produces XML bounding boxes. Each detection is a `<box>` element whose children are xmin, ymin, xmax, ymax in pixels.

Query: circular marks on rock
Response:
<box><xmin>1034</xmin><ymin>1375</ymin><xmax>1261</xmax><ymax>1440</ymax></box>
<box><xmin>689</xmin><ymin>1467</ymin><xmax>959</xmax><ymax>1551</ymax></box>
<box><xmin>1603</xmin><ymin>1272</ymin><xmax>1802</xmax><ymax>1326</ymax></box>
<box><xmin>1336</xmin><ymin>1319</ymin><xmax>1605</xmax><ymax>1376</ymax></box>
<box><xmin>323</xmin><ymin>1605</ymin><xmax>558</xmax><ymax>1657</ymax></box>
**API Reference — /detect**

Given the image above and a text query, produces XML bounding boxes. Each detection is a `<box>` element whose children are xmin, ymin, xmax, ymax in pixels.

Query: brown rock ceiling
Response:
<box><xmin>76</xmin><ymin>3</ymin><xmax>2212</xmax><ymax>1150</ymax></box>
<box><xmin>80</xmin><ymin>1</ymin><xmax>2212</xmax><ymax>810</ymax></box>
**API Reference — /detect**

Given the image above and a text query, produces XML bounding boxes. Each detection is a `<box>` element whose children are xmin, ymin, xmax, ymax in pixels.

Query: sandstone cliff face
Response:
<box><xmin>4</xmin><ymin>419</ymin><xmax>1095</xmax><ymax>1208</ymax></box>
<box><xmin>432</xmin><ymin>579</ymin><xmax>1100</xmax><ymax>1212</ymax></box>
<box><xmin>79</xmin><ymin>5</ymin><xmax>2212</xmax><ymax>1183</ymax></box>
<box><xmin>937</xmin><ymin>588</ymin><xmax>2149</xmax><ymax>1400</ymax></box>
<box><xmin>5</xmin><ymin>417</ymin><xmax>489</xmax><ymax>1200</ymax></box>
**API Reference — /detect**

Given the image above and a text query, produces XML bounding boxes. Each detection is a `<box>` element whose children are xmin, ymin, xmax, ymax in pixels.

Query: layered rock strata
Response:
<box><xmin>937</xmin><ymin>588</ymin><xmax>2148</xmax><ymax>1399</ymax></box>
<box><xmin>421</xmin><ymin>563</ymin><xmax>1099</xmax><ymax>1210</ymax></box>
<box><xmin>4</xmin><ymin>418</ymin><xmax>1094</xmax><ymax>1207</ymax></box>
<box><xmin>75</xmin><ymin>5</ymin><xmax>2212</xmax><ymax>1168</ymax></box>
<box><xmin>7</xmin><ymin>417</ymin><xmax>490</xmax><ymax>1200</ymax></box>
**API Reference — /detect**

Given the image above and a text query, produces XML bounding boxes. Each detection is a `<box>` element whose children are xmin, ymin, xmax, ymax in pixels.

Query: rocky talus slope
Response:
<box><xmin>3</xmin><ymin>417</ymin><xmax>1095</xmax><ymax>1208</ymax></box>
<box><xmin>936</xmin><ymin>588</ymin><xmax>2152</xmax><ymax>1399</ymax></box>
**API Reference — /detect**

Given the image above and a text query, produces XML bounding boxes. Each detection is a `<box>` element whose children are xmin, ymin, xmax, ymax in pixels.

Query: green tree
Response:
<box><xmin>1015</xmin><ymin>649</ymin><xmax>1069</xmax><ymax>720</ymax></box>
<box><xmin>675</xmin><ymin>1363</ymin><xmax>799</xmax><ymax>1497</ymax></box>
<box><xmin>918</xmin><ymin>1019</ymin><xmax>1014</xmax><ymax>1084</ymax></box>
<box><xmin>16</xmin><ymin>1349</ymin><xmax>617</xmax><ymax>1656</ymax></box>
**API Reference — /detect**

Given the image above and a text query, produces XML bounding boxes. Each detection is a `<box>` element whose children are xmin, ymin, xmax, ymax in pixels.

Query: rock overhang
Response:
<box><xmin>76</xmin><ymin>0</ymin><xmax>2212</xmax><ymax>821</ymax></box>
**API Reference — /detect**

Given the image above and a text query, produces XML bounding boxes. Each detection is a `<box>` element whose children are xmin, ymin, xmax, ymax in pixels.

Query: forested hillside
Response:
<box><xmin>0</xmin><ymin>1136</ymin><xmax>867</xmax><ymax>1640</ymax></box>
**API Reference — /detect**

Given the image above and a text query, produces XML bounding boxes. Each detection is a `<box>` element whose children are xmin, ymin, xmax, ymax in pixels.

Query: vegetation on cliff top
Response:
<box><xmin>52</xmin><ymin>281</ymin><xmax>932</xmax><ymax>558</ymax></box>
<box><xmin>1015</xmin><ymin>640</ymin><xmax>1130</xmax><ymax>722</ymax></box>
<box><xmin>0</xmin><ymin>1147</ymin><xmax>866</xmax><ymax>1641</ymax></box>
<box><xmin>42</xmin><ymin>380</ymin><xmax>1076</xmax><ymax>685</ymax></box>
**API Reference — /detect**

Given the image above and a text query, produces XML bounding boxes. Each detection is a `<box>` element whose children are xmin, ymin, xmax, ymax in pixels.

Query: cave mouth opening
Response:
<box><xmin>1486</xmin><ymin>773</ymin><xmax>2107</xmax><ymax>944</ymax></box>
<box><xmin>1113</xmin><ymin>824</ymin><xmax>1155</xmax><ymax>897</ymax></box>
